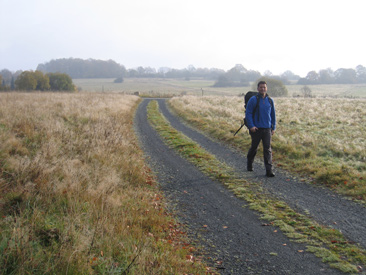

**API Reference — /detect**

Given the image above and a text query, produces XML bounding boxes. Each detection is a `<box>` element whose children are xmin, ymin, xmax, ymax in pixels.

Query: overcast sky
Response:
<box><xmin>1</xmin><ymin>0</ymin><xmax>365</xmax><ymax>77</ymax></box>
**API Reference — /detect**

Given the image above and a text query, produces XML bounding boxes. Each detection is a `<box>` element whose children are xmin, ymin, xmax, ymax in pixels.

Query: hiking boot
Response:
<box><xmin>247</xmin><ymin>163</ymin><xmax>253</xmax><ymax>171</ymax></box>
<box><xmin>266</xmin><ymin>170</ymin><xmax>275</xmax><ymax>177</ymax></box>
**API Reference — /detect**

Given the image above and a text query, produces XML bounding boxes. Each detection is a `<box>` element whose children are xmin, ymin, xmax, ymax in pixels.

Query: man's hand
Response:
<box><xmin>271</xmin><ymin>130</ymin><xmax>275</xmax><ymax>135</ymax></box>
<box><xmin>250</xmin><ymin>127</ymin><xmax>258</xmax><ymax>133</ymax></box>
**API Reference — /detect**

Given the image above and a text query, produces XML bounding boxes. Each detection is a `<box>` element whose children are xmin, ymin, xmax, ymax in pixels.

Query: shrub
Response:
<box><xmin>114</xmin><ymin>76</ymin><xmax>124</xmax><ymax>83</ymax></box>
<box><xmin>47</xmin><ymin>73</ymin><xmax>76</xmax><ymax>91</ymax></box>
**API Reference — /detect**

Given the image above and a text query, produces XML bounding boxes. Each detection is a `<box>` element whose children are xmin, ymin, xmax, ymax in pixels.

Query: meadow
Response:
<box><xmin>1</xmin><ymin>78</ymin><xmax>365</xmax><ymax>273</ymax></box>
<box><xmin>73</xmin><ymin>77</ymin><xmax>366</xmax><ymax>98</ymax></box>
<box><xmin>0</xmin><ymin>92</ymin><xmax>208</xmax><ymax>274</ymax></box>
<box><xmin>168</xmin><ymin>96</ymin><xmax>366</xmax><ymax>201</ymax></box>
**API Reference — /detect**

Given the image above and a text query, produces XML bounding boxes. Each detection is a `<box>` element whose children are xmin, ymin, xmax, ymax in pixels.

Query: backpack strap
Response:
<box><xmin>252</xmin><ymin>95</ymin><xmax>261</xmax><ymax>121</ymax></box>
<box><xmin>253</xmin><ymin>95</ymin><xmax>273</xmax><ymax>121</ymax></box>
<box><xmin>268</xmin><ymin>96</ymin><xmax>273</xmax><ymax>108</ymax></box>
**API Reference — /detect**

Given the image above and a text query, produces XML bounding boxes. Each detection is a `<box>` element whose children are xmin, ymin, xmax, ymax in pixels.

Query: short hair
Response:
<box><xmin>257</xmin><ymin>80</ymin><xmax>267</xmax><ymax>88</ymax></box>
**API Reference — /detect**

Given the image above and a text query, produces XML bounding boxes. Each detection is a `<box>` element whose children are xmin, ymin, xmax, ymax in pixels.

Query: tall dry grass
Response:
<box><xmin>169</xmin><ymin>96</ymin><xmax>366</xmax><ymax>199</ymax></box>
<box><xmin>0</xmin><ymin>92</ymin><xmax>208</xmax><ymax>274</ymax></box>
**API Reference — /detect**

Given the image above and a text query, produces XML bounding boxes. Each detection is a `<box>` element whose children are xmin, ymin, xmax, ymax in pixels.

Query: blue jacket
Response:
<box><xmin>245</xmin><ymin>95</ymin><xmax>276</xmax><ymax>130</ymax></box>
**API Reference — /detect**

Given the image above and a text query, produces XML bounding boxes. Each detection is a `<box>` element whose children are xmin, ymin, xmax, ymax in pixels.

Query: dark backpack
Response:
<box><xmin>243</xmin><ymin>91</ymin><xmax>273</xmax><ymax>128</ymax></box>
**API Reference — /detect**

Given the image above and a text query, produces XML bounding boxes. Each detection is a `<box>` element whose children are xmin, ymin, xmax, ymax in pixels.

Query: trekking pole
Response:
<box><xmin>234</xmin><ymin>119</ymin><xmax>245</xmax><ymax>136</ymax></box>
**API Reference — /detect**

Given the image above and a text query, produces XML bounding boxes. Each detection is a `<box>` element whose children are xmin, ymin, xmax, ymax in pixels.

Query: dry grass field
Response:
<box><xmin>169</xmin><ymin>96</ymin><xmax>366</xmax><ymax>200</ymax></box>
<box><xmin>0</xmin><ymin>92</ymin><xmax>208</xmax><ymax>274</ymax></box>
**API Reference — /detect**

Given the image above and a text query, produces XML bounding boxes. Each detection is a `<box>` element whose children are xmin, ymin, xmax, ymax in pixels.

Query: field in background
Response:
<box><xmin>0</xmin><ymin>92</ymin><xmax>207</xmax><ymax>274</ymax></box>
<box><xmin>168</xmin><ymin>96</ymin><xmax>366</xmax><ymax>200</ymax></box>
<box><xmin>73</xmin><ymin>78</ymin><xmax>366</xmax><ymax>97</ymax></box>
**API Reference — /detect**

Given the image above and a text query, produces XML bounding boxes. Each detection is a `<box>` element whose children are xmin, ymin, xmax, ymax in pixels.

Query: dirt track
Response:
<box><xmin>134</xmin><ymin>98</ymin><xmax>366</xmax><ymax>274</ymax></box>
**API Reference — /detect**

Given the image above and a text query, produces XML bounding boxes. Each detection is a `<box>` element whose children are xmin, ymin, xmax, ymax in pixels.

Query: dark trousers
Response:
<box><xmin>247</xmin><ymin>128</ymin><xmax>273</xmax><ymax>171</ymax></box>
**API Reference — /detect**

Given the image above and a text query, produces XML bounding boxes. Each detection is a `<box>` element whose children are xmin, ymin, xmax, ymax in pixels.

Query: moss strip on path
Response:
<box><xmin>147</xmin><ymin>99</ymin><xmax>366</xmax><ymax>273</ymax></box>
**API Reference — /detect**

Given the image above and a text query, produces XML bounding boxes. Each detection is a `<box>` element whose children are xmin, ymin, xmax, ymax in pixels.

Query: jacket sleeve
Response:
<box><xmin>271</xmin><ymin>100</ymin><xmax>276</xmax><ymax>131</ymax></box>
<box><xmin>245</xmin><ymin>96</ymin><xmax>257</xmax><ymax>129</ymax></box>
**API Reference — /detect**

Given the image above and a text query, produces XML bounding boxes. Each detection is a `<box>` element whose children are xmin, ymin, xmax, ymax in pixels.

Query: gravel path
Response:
<box><xmin>133</xmin><ymin>98</ymin><xmax>365</xmax><ymax>274</ymax></box>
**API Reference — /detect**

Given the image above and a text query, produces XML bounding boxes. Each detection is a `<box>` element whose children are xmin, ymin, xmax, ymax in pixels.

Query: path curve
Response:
<box><xmin>134</xmin><ymin>98</ymin><xmax>349</xmax><ymax>274</ymax></box>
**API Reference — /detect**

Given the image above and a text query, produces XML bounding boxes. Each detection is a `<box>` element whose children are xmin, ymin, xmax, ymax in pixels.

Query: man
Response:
<box><xmin>245</xmin><ymin>81</ymin><xmax>276</xmax><ymax>177</ymax></box>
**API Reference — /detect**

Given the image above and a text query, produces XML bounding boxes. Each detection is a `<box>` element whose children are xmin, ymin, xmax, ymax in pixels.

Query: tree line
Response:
<box><xmin>0</xmin><ymin>70</ymin><xmax>75</xmax><ymax>91</ymax></box>
<box><xmin>2</xmin><ymin>58</ymin><xmax>366</xmax><ymax>91</ymax></box>
<box><xmin>297</xmin><ymin>66</ymin><xmax>366</xmax><ymax>84</ymax></box>
<box><xmin>33</xmin><ymin>58</ymin><xmax>298</xmax><ymax>86</ymax></box>
<box><xmin>35</xmin><ymin>58</ymin><xmax>366</xmax><ymax>86</ymax></box>
<box><xmin>34</xmin><ymin>58</ymin><xmax>225</xmax><ymax>80</ymax></box>
<box><xmin>212</xmin><ymin>64</ymin><xmax>300</xmax><ymax>87</ymax></box>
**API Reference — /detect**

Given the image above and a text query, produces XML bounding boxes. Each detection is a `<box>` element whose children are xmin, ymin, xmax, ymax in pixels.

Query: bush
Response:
<box><xmin>114</xmin><ymin>76</ymin><xmax>124</xmax><ymax>83</ymax></box>
<box><xmin>47</xmin><ymin>73</ymin><xmax>76</xmax><ymax>91</ymax></box>
<box><xmin>300</xmin><ymin>85</ymin><xmax>312</xmax><ymax>97</ymax></box>
<box><xmin>15</xmin><ymin>71</ymin><xmax>38</xmax><ymax>91</ymax></box>
<box><xmin>34</xmin><ymin>71</ymin><xmax>50</xmax><ymax>91</ymax></box>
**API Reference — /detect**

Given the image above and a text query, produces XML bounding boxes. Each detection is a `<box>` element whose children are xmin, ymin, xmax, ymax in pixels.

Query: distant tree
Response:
<box><xmin>213</xmin><ymin>65</ymin><xmax>251</xmax><ymax>87</ymax></box>
<box><xmin>226</xmin><ymin>67</ymin><xmax>243</xmax><ymax>82</ymax></box>
<box><xmin>158</xmin><ymin>67</ymin><xmax>171</xmax><ymax>75</ymax></box>
<box><xmin>47</xmin><ymin>73</ymin><xmax>75</xmax><ymax>91</ymax></box>
<box><xmin>280</xmin><ymin>70</ymin><xmax>300</xmax><ymax>81</ymax></box>
<box><xmin>300</xmin><ymin>85</ymin><xmax>312</xmax><ymax>97</ymax></box>
<box><xmin>184</xmin><ymin>70</ymin><xmax>190</xmax><ymax>81</ymax></box>
<box><xmin>318</xmin><ymin>69</ymin><xmax>334</xmax><ymax>84</ymax></box>
<box><xmin>137</xmin><ymin>66</ymin><xmax>145</xmax><ymax>76</ymax></box>
<box><xmin>264</xmin><ymin>70</ymin><xmax>273</xmax><ymax>76</ymax></box>
<box><xmin>334</xmin><ymin>68</ymin><xmax>357</xmax><ymax>84</ymax></box>
<box><xmin>11</xmin><ymin>76</ymin><xmax>15</xmax><ymax>90</ymax></box>
<box><xmin>297</xmin><ymin>70</ymin><xmax>319</xmax><ymax>85</ymax></box>
<box><xmin>234</xmin><ymin>64</ymin><xmax>248</xmax><ymax>73</ymax></box>
<box><xmin>15</xmin><ymin>71</ymin><xmax>37</xmax><ymax>90</ymax></box>
<box><xmin>144</xmin><ymin>67</ymin><xmax>157</xmax><ymax>76</ymax></box>
<box><xmin>252</xmin><ymin>77</ymin><xmax>288</xmax><ymax>97</ymax></box>
<box><xmin>306</xmin><ymin>71</ymin><xmax>319</xmax><ymax>84</ymax></box>
<box><xmin>356</xmin><ymin>65</ymin><xmax>366</xmax><ymax>83</ymax></box>
<box><xmin>37</xmin><ymin>58</ymin><xmax>127</xmax><ymax>78</ymax></box>
<box><xmin>271</xmin><ymin>75</ymin><xmax>290</xmax><ymax>85</ymax></box>
<box><xmin>246</xmin><ymin>70</ymin><xmax>262</xmax><ymax>81</ymax></box>
<box><xmin>187</xmin><ymin>64</ymin><xmax>196</xmax><ymax>72</ymax></box>
<box><xmin>14</xmin><ymin>70</ymin><xmax>23</xmax><ymax>79</ymax></box>
<box><xmin>0</xmin><ymin>69</ymin><xmax>13</xmax><ymax>86</ymax></box>
<box><xmin>33</xmin><ymin>70</ymin><xmax>50</xmax><ymax>91</ymax></box>
<box><xmin>167</xmin><ymin>69</ymin><xmax>188</xmax><ymax>78</ymax></box>
<box><xmin>128</xmin><ymin>69</ymin><xmax>139</xmax><ymax>77</ymax></box>
<box><xmin>193</xmin><ymin>67</ymin><xmax>224</xmax><ymax>80</ymax></box>
<box><xmin>0</xmin><ymin>75</ymin><xmax>3</xmax><ymax>91</ymax></box>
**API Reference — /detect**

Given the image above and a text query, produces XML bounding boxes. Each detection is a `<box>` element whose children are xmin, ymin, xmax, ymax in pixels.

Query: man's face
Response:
<box><xmin>257</xmin><ymin>83</ymin><xmax>267</xmax><ymax>96</ymax></box>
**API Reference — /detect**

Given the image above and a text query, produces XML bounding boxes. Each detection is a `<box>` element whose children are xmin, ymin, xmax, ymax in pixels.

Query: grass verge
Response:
<box><xmin>0</xmin><ymin>92</ymin><xmax>211</xmax><ymax>274</ymax></box>
<box><xmin>147</xmin><ymin>99</ymin><xmax>366</xmax><ymax>273</ymax></box>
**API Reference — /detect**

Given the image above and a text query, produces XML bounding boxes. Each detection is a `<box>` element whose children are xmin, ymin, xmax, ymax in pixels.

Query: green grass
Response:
<box><xmin>147</xmin><ymin>99</ymin><xmax>366</xmax><ymax>273</ymax></box>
